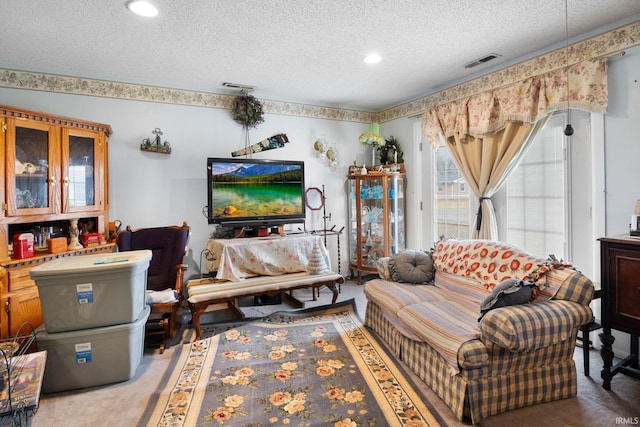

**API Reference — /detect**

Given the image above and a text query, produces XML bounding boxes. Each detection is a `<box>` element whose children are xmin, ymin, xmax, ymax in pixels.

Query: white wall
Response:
<box><xmin>0</xmin><ymin>88</ymin><xmax>370</xmax><ymax>279</ymax></box>
<box><xmin>600</xmin><ymin>45</ymin><xmax>640</xmax><ymax>357</ymax></box>
<box><xmin>604</xmin><ymin>46</ymin><xmax>640</xmax><ymax>235</ymax></box>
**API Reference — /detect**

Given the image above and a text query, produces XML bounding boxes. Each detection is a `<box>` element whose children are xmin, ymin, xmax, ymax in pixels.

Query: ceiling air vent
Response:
<box><xmin>222</xmin><ymin>82</ymin><xmax>255</xmax><ymax>92</ymax></box>
<box><xmin>464</xmin><ymin>53</ymin><xmax>501</xmax><ymax>69</ymax></box>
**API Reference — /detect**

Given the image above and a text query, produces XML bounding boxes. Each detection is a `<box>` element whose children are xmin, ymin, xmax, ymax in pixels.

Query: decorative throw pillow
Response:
<box><xmin>478</xmin><ymin>278</ymin><xmax>536</xmax><ymax>321</ymax></box>
<box><xmin>388</xmin><ymin>250</ymin><xmax>434</xmax><ymax>285</ymax></box>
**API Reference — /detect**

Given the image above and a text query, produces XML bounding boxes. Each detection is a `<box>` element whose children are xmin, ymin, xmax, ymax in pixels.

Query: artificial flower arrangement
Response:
<box><xmin>378</xmin><ymin>136</ymin><xmax>404</xmax><ymax>165</ymax></box>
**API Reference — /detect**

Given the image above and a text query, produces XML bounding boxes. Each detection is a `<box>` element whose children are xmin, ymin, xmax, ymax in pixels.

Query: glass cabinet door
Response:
<box><xmin>6</xmin><ymin>119</ymin><xmax>59</xmax><ymax>216</ymax></box>
<box><xmin>388</xmin><ymin>175</ymin><xmax>405</xmax><ymax>254</ymax></box>
<box><xmin>349</xmin><ymin>175</ymin><xmax>386</xmax><ymax>270</ymax></box>
<box><xmin>62</xmin><ymin>128</ymin><xmax>103</xmax><ymax>212</ymax></box>
<box><xmin>348</xmin><ymin>178</ymin><xmax>358</xmax><ymax>267</ymax></box>
<box><xmin>360</xmin><ymin>176</ymin><xmax>385</xmax><ymax>268</ymax></box>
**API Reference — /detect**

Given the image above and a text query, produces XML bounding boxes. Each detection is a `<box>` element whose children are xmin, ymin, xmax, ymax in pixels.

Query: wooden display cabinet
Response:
<box><xmin>347</xmin><ymin>172</ymin><xmax>406</xmax><ymax>284</ymax></box>
<box><xmin>0</xmin><ymin>105</ymin><xmax>113</xmax><ymax>337</ymax></box>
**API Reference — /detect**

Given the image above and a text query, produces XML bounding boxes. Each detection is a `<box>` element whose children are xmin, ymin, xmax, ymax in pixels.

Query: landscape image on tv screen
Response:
<box><xmin>209</xmin><ymin>161</ymin><xmax>304</xmax><ymax>220</ymax></box>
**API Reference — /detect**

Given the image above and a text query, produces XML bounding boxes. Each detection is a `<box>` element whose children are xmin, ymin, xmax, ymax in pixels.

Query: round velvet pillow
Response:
<box><xmin>388</xmin><ymin>250</ymin><xmax>434</xmax><ymax>285</ymax></box>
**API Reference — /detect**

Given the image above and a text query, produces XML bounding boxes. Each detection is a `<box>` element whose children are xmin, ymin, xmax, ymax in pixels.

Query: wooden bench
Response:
<box><xmin>186</xmin><ymin>271</ymin><xmax>344</xmax><ymax>340</ymax></box>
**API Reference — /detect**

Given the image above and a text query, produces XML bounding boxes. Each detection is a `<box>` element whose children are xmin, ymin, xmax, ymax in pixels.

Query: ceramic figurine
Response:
<box><xmin>68</xmin><ymin>218</ymin><xmax>83</xmax><ymax>250</ymax></box>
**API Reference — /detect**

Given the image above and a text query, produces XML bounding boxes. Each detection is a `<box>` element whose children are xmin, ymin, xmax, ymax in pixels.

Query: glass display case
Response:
<box><xmin>61</xmin><ymin>128</ymin><xmax>103</xmax><ymax>213</ymax></box>
<box><xmin>7</xmin><ymin>120</ymin><xmax>57</xmax><ymax>216</ymax></box>
<box><xmin>5</xmin><ymin>120</ymin><xmax>104</xmax><ymax>217</ymax></box>
<box><xmin>348</xmin><ymin>172</ymin><xmax>405</xmax><ymax>284</ymax></box>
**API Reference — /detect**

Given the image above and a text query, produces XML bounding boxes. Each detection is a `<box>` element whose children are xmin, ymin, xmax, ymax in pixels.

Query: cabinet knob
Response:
<box><xmin>48</xmin><ymin>176</ymin><xmax>56</xmax><ymax>186</ymax></box>
<box><xmin>63</xmin><ymin>177</ymin><xmax>70</xmax><ymax>186</ymax></box>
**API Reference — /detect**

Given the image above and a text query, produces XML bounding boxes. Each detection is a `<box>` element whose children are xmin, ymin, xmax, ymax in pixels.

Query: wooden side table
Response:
<box><xmin>598</xmin><ymin>236</ymin><xmax>640</xmax><ymax>390</ymax></box>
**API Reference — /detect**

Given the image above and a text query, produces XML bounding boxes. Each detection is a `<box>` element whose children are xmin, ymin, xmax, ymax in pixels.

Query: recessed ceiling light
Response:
<box><xmin>127</xmin><ymin>1</ymin><xmax>158</xmax><ymax>17</ymax></box>
<box><xmin>363</xmin><ymin>54</ymin><xmax>382</xmax><ymax>64</ymax></box>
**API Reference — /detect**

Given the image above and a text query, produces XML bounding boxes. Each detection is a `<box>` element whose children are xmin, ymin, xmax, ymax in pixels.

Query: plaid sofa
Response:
<box><xmin>363</xmin><ymin>239</ymin><xmax>595</xmax><ymax>424</ymax></box>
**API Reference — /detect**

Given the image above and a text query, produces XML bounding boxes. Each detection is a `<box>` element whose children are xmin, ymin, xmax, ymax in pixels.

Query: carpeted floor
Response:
<box><xmin>27</xmin><ymin>279</ymin><xmax>640</xmax><ymax>427</ymax></box>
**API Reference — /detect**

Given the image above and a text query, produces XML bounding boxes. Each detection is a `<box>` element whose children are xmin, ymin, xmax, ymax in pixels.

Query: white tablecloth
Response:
<box><xmin>206</xmin><ymin>234</ymin><xmax>330</xmax><ymax>281</ymax></box>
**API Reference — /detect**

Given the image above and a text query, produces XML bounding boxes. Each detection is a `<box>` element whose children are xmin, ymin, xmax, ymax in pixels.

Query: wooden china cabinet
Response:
<box><xmin>0</xmin><ymin>105</ymin><xmax>113</xmax><ymax>338</ymax></box>
<box><xmin>348</xmin><ymin>171</ymin><xmax>406</xmax><ymax>285</ymax></box>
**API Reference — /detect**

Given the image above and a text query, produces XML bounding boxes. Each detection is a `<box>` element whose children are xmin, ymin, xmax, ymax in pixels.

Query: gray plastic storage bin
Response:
<box><xmin>36</xmin><ymin>305</ymin><xmax>150</xmax><ymax>393</ymax></box>
<box><xmin>30</xmin><ymin>250</ymin><xmax>151</xmax><ymax>333</ymax></box>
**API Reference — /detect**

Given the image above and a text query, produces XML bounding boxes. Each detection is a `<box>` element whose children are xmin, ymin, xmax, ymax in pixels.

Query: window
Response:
<box><xmin>433</xmin><ymin>141</ymin><xmax>472</xmax><ymax>240</ymax></box>
<box><xmin>506</xmin><ymin>113</ymin><xmax>568</xmax><ymax>258</ymax></box>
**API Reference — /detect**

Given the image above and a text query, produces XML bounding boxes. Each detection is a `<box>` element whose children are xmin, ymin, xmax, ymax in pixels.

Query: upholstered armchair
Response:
<box><xmin>117</xmin><ymin>221</ymin><xmax>190</xmax><ymax>353</ymax></box>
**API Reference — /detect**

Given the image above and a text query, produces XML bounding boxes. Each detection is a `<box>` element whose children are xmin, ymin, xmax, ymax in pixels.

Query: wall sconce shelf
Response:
<box><xmin>140</xmin><ymin>144</ymin><xmax>171</xmax><ymax>154</ymax></box>
<box><xmin>139</xmin><ymin>128</ymin><xmax>172</xmax><ymax>154</ymax></box>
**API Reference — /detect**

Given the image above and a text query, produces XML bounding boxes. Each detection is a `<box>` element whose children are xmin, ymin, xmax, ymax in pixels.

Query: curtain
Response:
<box><xmin>422</xmin><ymin>58</ymin><xmax>608</xmax><ymax>146</ymax></box>
<box><xmin>422</xmin><ymin>57</ymin><xmax>608</xmax><ymax>240</ymax></box>
<box><xmin>446</xmin><ymin>116</ymin><xmax>549</xmax><ymax>239</ymax></box>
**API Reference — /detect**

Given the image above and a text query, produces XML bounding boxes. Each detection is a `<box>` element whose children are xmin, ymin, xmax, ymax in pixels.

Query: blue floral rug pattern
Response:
<box><xmin>139</xmin><ymin>299</ymin><xmax>444</xmax><ymax>426</ymax></box>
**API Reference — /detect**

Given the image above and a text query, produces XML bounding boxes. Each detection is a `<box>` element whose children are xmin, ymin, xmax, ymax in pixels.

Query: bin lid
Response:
<box><xmin>29</xmin><ymin>250</ymin><xmax>152</xmax><ymax>278</ymax></box>
<box><xmin>35</xmin><ymin>305</ymin><xmax>151</xmax><ymax>340</ymax></box>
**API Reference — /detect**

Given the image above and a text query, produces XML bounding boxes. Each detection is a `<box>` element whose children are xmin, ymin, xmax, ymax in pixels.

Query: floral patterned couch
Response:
<box><xmin>363</xmin><ymin>239</ymin><xmax>595</xmax><ymax>424</ymax></box>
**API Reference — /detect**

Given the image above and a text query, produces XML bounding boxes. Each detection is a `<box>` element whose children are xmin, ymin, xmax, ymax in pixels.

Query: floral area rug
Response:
<box><xmin>138</xmin><ymin>299</ymin><xmax>445</xmax><ymax>426</ymax></box>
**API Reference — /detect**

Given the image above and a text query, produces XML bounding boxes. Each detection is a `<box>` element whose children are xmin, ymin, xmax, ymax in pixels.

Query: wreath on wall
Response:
<box><xmin>231</xmin><ymin>94</ymin><xmax>265</xmax><ymax>128</ymax></box>
<box><xmin>378</xmin><ymin>136</ymin><xmax>404</xmax><ymax>165</ymax></box>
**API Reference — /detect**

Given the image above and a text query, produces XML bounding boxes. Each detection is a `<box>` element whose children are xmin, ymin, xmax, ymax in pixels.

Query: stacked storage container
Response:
<box><xmin>30</xmin><ymin>250</ymin><xmax>152</xmax><ymax>393</ymax></box>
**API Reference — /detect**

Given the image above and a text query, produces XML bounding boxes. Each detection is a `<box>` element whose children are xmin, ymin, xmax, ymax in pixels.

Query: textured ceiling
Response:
<box><xmin>1</xmin><ymin>0</ymin><xmax>639</xmax><ymax>112</ymax></box>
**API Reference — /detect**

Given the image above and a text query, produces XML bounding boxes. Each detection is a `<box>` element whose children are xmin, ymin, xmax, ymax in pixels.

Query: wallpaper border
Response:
<box><xmin>379</xmin><ymin>20</ymin><xmax>640</xmax><ymax>122</ymax></box>
<box><xmin>0</xmin><ymin>20</ymin><xmax>637</xmax><ymax>124</ymax></box>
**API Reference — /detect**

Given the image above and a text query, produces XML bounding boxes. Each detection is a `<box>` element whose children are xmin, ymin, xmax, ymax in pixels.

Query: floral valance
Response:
<box><xmin>422</xmin><ymin>57</ymin><xmax>608</xmax><ymax>146</ymax></box>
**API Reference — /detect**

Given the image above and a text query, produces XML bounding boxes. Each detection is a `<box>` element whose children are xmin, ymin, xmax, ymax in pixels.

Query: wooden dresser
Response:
<box><xmin>598</xmin><ymin>236</ymin><xmax>640</xmax><ymax>390</ymax></box>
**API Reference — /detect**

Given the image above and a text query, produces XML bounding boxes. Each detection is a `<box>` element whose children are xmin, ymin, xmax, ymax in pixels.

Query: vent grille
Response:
<box><xmin>222</xmin><ymin>82</ymin><xmax>255</xmax><ymax>91</ymax></box>
<box><xmin>464</xmin><ymin>53</ymin><xmax>501</xmax><ymax>69</ymax></box>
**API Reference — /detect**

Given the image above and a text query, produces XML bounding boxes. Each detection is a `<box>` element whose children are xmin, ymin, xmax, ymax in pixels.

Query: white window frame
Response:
<box><xmin>504</xmin><ymin>111</ymin><xmax>571</xmax><ymax>259</ymax></box>
<box><xmin>430</xmin><ymin>135</ymin><xmax>475</xmax><ymax>242</ymax></box>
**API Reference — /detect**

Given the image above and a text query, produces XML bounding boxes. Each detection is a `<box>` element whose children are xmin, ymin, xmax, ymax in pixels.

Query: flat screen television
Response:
<box><xmin>207</xmin><ymin>157</ymin><xmax>306</xmax><ymax>228</ymax></box>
